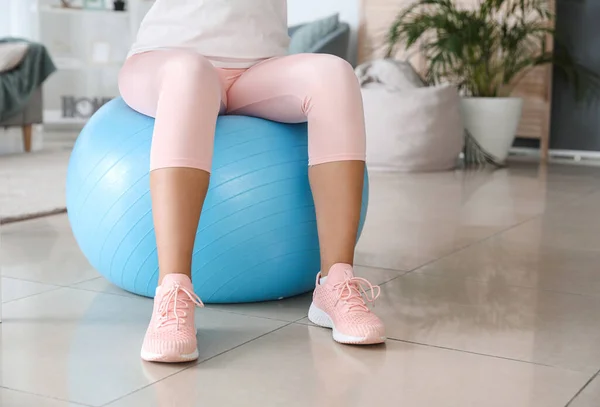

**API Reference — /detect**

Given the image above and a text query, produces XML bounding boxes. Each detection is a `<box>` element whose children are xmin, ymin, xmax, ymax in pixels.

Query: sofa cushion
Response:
<box><xmin>289</xmin><ymin>14</ymin><xmax>340</xmax><ymax>54</ymax></box>
<box><xmin>0</xmin><ymin>42</ymin><xmax>29</xmax><ymax>73</ymax></box>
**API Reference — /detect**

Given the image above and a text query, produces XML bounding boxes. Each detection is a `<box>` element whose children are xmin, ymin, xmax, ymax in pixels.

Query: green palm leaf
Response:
<box><xmin>386</xmin><ymin>0</ymin><xmax>600</xmax><ymax>101</ymax></box>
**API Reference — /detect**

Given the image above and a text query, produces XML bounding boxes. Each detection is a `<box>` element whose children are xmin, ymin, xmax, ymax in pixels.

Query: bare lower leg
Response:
<box><xmin>151</xmin><ymin>167</ymin><xmax>210</xmax><ymax>284</ymax></box>
<box><xmin>309</xmin><ymin>160</ymin><xmax>365</xmax><ymax>276</ymax></box>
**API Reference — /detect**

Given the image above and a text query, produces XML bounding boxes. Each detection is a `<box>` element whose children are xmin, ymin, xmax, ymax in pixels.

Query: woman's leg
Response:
<box><xmin>226</xmin><ymin>54</ymin><xmax>384</xmax><ymax>345</ymax></box>
<box><xmin>119</xmin><ymin>51</ymin><xmax>221</xmax><ymax>283</ymax></box>
<box><xmin>226</xmin><ymin>54</ymin><xmax>366</xmax><ymax>275</ymax></box>
<box><xmin>119</xmin><ymin>51</ymin><xmax>223</xmax><ymax>362</ymax></box>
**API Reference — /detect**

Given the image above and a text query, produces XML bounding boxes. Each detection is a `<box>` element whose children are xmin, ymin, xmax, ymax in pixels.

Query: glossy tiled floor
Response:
<box><xmin>2</xmin><ymin>162</ymin><xmax>600</xmax><ymax>407</ymax></box>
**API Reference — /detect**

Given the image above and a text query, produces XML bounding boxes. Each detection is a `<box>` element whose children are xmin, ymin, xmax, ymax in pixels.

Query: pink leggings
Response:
<box><xmin>118</xmin><ymin>51</ymin><xmax>366</xmax><ymax>171</ymax></box>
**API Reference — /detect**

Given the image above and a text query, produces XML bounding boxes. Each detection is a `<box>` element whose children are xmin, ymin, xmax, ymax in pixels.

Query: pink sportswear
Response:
<box><xmin>118</xmin><ymin>51</ymin><xmax>367</xmax><ymax>171</ymax></box>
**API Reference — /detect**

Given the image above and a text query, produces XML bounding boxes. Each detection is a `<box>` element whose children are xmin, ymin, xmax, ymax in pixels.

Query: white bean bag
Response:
<box><xmin>357</xmin><ymin>60</ymin><xmax>464</xmax><ymax>172</ymax></box>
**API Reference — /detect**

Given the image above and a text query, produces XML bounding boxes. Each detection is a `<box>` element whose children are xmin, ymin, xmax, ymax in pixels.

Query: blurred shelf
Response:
<box><xmin>36</xmin><ymin>0</ymin><xmax>136</xmax><ymax>125</ymax></box>
<box><xmin>44</xmin><ymin>110</ymin><xmax>88</xmax><ymax>125</ymax></box>
<box><xmin>54</xmin><ymin>57</ymin><xmax>123</xmax><ymax>70</ymax></box>
<box><xmin>39</xmin><ymin>5</ymin><xmax>130</xmax><ymax>17</ymax></box>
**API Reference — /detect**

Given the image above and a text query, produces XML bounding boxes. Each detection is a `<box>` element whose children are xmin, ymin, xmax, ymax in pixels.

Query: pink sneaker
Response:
<box><xmin>308</xmin><ymin>263</ymin><xmax>386</xmax><ymax>345</ymax></box>
<box><xmin>141</xmin><ymin>274</ymin><xmax>204</xmax><ymax>363</ymax></box>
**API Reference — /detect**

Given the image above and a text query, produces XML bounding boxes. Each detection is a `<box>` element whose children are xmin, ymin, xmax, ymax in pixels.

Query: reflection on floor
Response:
<box><xmin>1</xmin><ymin>163</ymin><xmax>600</xmax><ymax>407</ymax></box>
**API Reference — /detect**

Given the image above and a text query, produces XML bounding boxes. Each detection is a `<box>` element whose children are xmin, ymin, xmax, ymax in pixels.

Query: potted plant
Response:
<box><xmin>385</xmin><ymin>0</ymin><xmax>600</xmax><ymax>163</ymax></box>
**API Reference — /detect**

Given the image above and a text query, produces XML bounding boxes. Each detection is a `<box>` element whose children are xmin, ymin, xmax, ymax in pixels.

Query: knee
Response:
<box><xmin>160</xmin><ymin>52</ymin><xmax>219</xmax><ymax>88</ymax></box>
<box><xmin>301</xmin><ymin>55</ymin><xmax>357</xmax><ymax>88</ymax></box>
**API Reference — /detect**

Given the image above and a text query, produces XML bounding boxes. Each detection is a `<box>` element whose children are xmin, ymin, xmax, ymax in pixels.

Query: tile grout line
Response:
<box><xmin>1</xmin><ymin>273</ymin><xmax>99</xmax><ymax>287</ymax></box>
<box><xmin>382</xmin><ymin>336</ymin><xmax>590</xmax><ymax>373</ymax></box>
<box><xmin>2</xmin><ymin>286</ymin><xmax>64</xmax><ymax>305</ymax></box>
<box><xmin>6</xmin><ymin>276</ymin><xmax>395</xmax><ymax>326</ymax></box>
<box><xmin>203</xmin><ymin>306</ymin><xmax>307</xmax><ymax>323</ymax></box>
<box><xmin>288</xmin><ymin>320</ymin><xmax>594</xmax><ymax>374</ymax></box>
<box><xmin>0</xmin><ymin>384</ymin><xmax>92</xmax><ymax>407</ymax></box>
<box><xmin>60</xmin><ymin>267</ymin><xmax>408</xmax><ymax>323</ymax></box>
<box><xmin>364</xmin><ymin>270</ymin><xmax>411</xmax><ymax>292</ymax></box>
<box><xmin>4</xmin><ymin>286</ymin><xmax>311</xmax><ymax>405</ymax></box>
<box><xmin>387</xmin><ymin>183</ymin><xmax>600</xmax><ymax>281</ymax></box>
<box><xmin>0</xmin><ymin>274</ymin><xmax>66</xmax><ymax>286</ymax></box>
<box><xmin>353</xmin><ymin>262</ymin><xmax>413</xmax><ymax>275</ymax></box>
<box><xmin>64</xmin><ymin>284</ymin><xmax>312</xmax><ymax>323</ymax></box>
<box><xmin>357</xmin><ymin>182</ymin><xmax>600</xmax><ymax>296</ymax></box>
<box><xmin>58</xmin><ymin>284</ymin><xmax>314</xmax><ymax>325</ymax></box>
<box><xmin>4</xmin><ymin>283</ymin><xmax>309</xmax><ymax>327</ymax></box>
<box><xmin>289</xmin><ymin>319</ymin><xmax>573</xmax><ymax>371</ymax></box>
<box><xmin>99</xmin><ymin>321</ymin><xmax>296</xmax><ymax>407</ymax></box>
<box><xmin>377</xmin><ymin>218</ymin><xmax>600</xmax><ymax>299</ymax></box>
<box><xmin>70</xmin><ymin>275</ymin><xmax>107</xmax><ymax>285</ymax></box>
<box><xmin>401</xmin><ymin>214</ymin><xmax>543</xmax><ymax>278</ymax></box>
<box><xmin>564</xmin><ymin>368</ymin><xmax>600</xmax><ymax>407</ymax></box>
<box><xmin>64</xmin><ymin>285</ymin><xmax>141</xmax><ymax>299</ymax></box>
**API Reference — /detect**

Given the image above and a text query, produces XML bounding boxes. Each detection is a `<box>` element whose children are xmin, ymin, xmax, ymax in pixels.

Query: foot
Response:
<box><xmin>308</xmin><ymin>263</ymin><xmax>386</xmax><ymax>345</ymax></box>
<box><xmin>141</xmin><ymin>274</ymin><xmax>204</xmax><ymax>363</ymax></box>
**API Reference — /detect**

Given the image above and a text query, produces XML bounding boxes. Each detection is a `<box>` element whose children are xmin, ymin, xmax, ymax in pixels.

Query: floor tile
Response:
<box><xmin>416</xmin><ymin>224</ymin><xmax>600</xmax><ymax>298</ymax></box>
<box><xmin>542</xmin><ymin>190</ymin><xmax>600</xmax><ymax>231</ymax></box>
<box><xmin>207</xmin><ymin>265</ymin><xmax>403</xmax><ymax>322</ymax></box>
<box><xmin>105</xmin><ymin>324</ymin><xmax>589</xmax><ymax>407</ymax></box>
<box><xmin>496</xmin><ymin>216</ymin><xmax>600</xmax><ymax>253</ymax></box>
<box><xmin>0</xmin><ymin>388</ymin><xmax>84</xmax><ymax>407</ymax></box>
<box><xmin>571</xmin><ymin>374</ymin><xmax>600</xmax><ymax>407</ymax></box>
<box><xmin>1</xmin><ymin>277</ymin><xmax>58</xmax><ymax>303</ymax></box>
<box><xmin>207</xmin><ymin>293</ymin><xmax>313</xmax><ymax>322</ymax></box>
<box><xmin>507</xmin><ymin>161</ymin><xmax>600</xmax><ymax>190</ymax></box>
<box><xmin>71</xmin><ymin>277</ymin><xmax>140</xmax><ymax>299</ymax></box>
<box><xmin>2</xmin><ymin>161</ymin><xmax>600</xmax><ymax>407</ymax></box>
<box><xmin>354</xmin><ymin>166</ymin><xmax>592</xmax><ymax>271</ymax></box>
<box><xmin>0</xmin><ymin>216</ymin><xmax>99</xmax><ymax>285</ymax></box>
<box><xmin>0</xmin><ymin>288</ymin><xmax>286</xmax><ymax>406</ymax></box>
<box><xmin>300</xmin><ymin>273</ymin><xmax>600</xmax><ymax>373</ymax></box>
<box><xmin>356</xmin><ymin>217</ymin><xmax>501</xmax><ymax>271</ymax></box>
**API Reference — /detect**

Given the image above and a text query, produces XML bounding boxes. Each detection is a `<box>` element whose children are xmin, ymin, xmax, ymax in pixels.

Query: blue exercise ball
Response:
<box><xmin>66</xmin><ymin>98</ymin><xmax>369</xmax><ymax>303</ymax></box>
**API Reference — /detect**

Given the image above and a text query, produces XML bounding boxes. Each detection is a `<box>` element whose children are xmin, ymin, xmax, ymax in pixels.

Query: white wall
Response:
<box><xmin>287</xmin><ymin>0</ymin><xmax>360</xmax><ymax>65</ymax></box>
<box><xmin>0</xmin><ymin>0</ymin><xmax>361</xmax><ymax>61</ymax></box>
<box><xmin>0</xmin><ymin>0</ymin><xmax>8</xmax><ymax>37</ymax></box>
<box><xmin>0</xmin><ymin>0</ymin><xmax>36</xmax><ymax>39</ymax></box>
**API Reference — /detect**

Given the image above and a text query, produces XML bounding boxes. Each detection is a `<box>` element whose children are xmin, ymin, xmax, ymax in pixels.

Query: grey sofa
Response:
<box><xmin>0</xmin><ymin>87</ymin><xmax>42</xmax><ymax>152</ymax></box>
<box><xmin>288</xmin><ymin>22</ymin><xmax>351</xmax><ymax>62</ymax></box>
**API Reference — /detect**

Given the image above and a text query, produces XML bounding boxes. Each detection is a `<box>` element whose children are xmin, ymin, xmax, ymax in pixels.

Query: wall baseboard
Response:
<box><xmin>0</xmin><ymin>125</ymin><xmax>44</xmax><ymax>155</ymax></box>
<box><xmin>510</xmin><ymin>147</ymin><xmax>600</xmax><ymax>165</ymax></box>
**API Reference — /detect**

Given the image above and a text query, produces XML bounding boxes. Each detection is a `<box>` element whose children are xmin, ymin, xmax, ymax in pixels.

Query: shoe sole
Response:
<box><xmin>308</xmin><ymin>303</ymin><xmax>386</xmax><ymax>345</ymax></box>
<box><xmin>141</xmin><ymin>348</ymin><xmax>199</xmax><ymax>363</ymax></box>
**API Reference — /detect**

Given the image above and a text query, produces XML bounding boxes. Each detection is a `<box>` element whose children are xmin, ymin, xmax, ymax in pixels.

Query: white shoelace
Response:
<box><xmin>156</xmin><ymin>283</ymin><xmax>204</xmax><ymax>329</ymax></box>
<box><xmin>334</xmin><ymin>277</ymin><xmax>381</xmax><ymax>312</ymax></box>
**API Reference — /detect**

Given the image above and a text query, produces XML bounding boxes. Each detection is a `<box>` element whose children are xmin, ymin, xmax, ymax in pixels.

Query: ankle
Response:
<box><xmin>320</xmin><ymin>262</ymin><xmax>353</xmax><ymax>278</ymax></box>
<box><xmin>158</xmin><ymin>272</ymin><xmax>192</xmax><ymax>286</ymax></box>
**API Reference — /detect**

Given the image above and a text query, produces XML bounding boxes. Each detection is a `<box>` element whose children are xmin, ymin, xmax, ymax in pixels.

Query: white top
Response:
<box><xmin>129</xmin><ymin>0</ymin><xmax>290</xmax><ymax>68</ymax></box>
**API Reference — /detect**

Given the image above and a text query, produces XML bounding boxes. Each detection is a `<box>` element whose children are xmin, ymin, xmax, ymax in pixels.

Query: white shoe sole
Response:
<box><xmin>308</xmin><ymin>303</ymin><xmax>386</xmax><ymax>345</ymax></box>
<box><xmin>141</xmin><ymin>348</ymin><xmax>199</xmax><ymax>363</ymax></box>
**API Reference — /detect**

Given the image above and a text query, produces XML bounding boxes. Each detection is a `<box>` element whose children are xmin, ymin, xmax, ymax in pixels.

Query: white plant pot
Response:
<box><xmin>460</xmin><ymin>97</ymin><xmax>523</xmax><ymax>163</ymax></box>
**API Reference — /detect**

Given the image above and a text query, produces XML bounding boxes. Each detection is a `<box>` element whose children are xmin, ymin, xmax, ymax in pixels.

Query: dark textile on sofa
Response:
<box><xmin>0</xmin><ymin>38</ymin><xmax>56</xmax><ymax>122</ymax></box>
